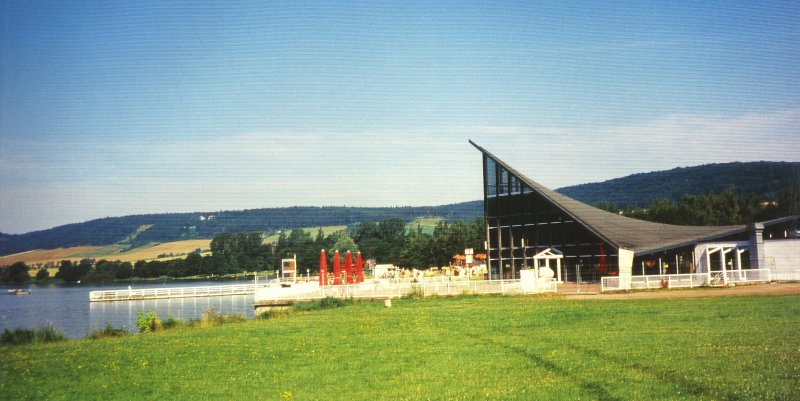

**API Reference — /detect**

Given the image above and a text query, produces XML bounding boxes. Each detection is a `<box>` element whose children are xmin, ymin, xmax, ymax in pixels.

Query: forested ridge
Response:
<box><xmin>0</xmin><ymin>204</ymin><xmax>482</xmax><ymax>256</ymax></box>
<box><xmin>1</xmin><ymin>161</ymin><xmax>798</xmax><ymax>256</ymax></box>
<box><xmin>558</xmin><ymin>161</ymin><xmax>799</xmax><ymax>208</ymax></box>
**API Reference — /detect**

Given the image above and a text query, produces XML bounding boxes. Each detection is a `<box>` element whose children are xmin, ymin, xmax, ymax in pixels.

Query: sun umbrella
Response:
<box><xmin>597</xmin><ymin>245</ymin><xmax>609</xmax><ymax>274</ymax></box>
<box><xmin>333</xmin><ymin>250</ymin><xmax>341</xmax><ymax>285</ymax></box>
<box><xmin>345</xmin><ymin>251</ymin><xmax>353</xmax><ymax>284</ymax></box>
<box><xmin>319</xmin><ymin>249</ymin><xmax>328</xmax><ymax>286</ymax></box>
<box><xmin>355</xmin><ymin>252</ymin><xmax>364</xmax><ymax>283</ymax></box>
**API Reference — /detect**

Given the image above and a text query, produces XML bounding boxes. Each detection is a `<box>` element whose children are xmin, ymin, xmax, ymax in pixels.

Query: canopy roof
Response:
<box><xmin>470</xmin><ymin>141</ymin><xmax>748</xmax><ymax>256</ymax></box>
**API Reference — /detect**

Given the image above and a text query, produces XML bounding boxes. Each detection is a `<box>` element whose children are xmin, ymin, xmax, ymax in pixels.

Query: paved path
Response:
<box><xmin>557</xmin><ymin>282</ymin><xmax>800</xmax><ymax>300</ymax></box>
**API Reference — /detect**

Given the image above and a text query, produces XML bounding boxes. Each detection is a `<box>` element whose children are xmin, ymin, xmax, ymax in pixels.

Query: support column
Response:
<box><xmin>736</xmin><ymin>249</ymin><xmax>745</xmax><ymax>280</ymax></box>
<box><xmin>618</xmin><ymin>248</ymin><xmax>634</xmax><ymax>290</ymax></box>
<box><xmin>556</xmin><ymin>258</ymin><xmax>562</xmax><ymax>283</ymax></box>
<box><xmin>721</xmin><ymin>248</ymin><xmax>730</xmax><ymax>284</ymax></box>
<box><xmin>749</xmin><ymin>223</ymin><xmax>765</xmax><ymax>270</ymax></box>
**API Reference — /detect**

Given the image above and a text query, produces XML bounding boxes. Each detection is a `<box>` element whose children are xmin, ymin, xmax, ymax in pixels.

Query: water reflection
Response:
<box><xmin>1</xmin><ymin>281</ymin><xmax>254</xmax><ymax>339</ymax></box>
<box><xmin>88</xmin><ymin>294</ymin><xmax>254</xmax><ymax>333</ymax></box>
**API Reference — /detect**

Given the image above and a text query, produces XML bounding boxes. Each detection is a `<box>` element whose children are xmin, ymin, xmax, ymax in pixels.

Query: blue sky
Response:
<box><xmin>1</xmin><ymin>1</ymin><xmax>799</xmax><ymax>234</ymax></box>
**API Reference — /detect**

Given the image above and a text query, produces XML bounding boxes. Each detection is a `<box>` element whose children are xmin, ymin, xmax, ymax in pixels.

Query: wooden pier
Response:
<box><xmin>89</xmin><ymin>284</ymin><xmax>255</xmax><ymax>302</ymax></box>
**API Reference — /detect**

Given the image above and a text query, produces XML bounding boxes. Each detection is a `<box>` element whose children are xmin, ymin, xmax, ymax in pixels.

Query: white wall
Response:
<box><xmin>764</xmin><ymin>239</ymin><xmax>800</xmax><ymax>281</ymax></box>
<box><xmin>693</xmin><ymin>242</ymin><xmax>749</xmax><ymax>274</ymax></box>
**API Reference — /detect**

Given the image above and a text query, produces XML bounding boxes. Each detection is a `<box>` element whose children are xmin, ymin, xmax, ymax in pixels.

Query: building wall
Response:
<box><xmin>764</xmin><ymin>239</ymin><xmax>800</xmax><ymax>281</ymax></box>
<box><xmin>693</xmin><ymin>241</ymin><xmax>750</xmax><ymax>274</ymax></box>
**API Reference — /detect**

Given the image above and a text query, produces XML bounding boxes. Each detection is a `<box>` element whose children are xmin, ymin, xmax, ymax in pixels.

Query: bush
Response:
<box><xmin>1</xmin><ymin>323</ymin><xmax>67</xmax><ymax>345</ymax></box>
<box><xmin>136</xmin><ymin>310</ymin><xmax>161</xmax><ymax>333</ymax></box>
<box><xmin>190</xmin><ymin>308</ymin><xmax>246</xmax><ymax>327</ymax></box>
<box><xmin>291</xmin><ymin>297</ymin><xmax>353</xmax><ymax>312</ymax></box>
<box><xmin>161</xmin><ymin>315</ymin><xmax>182</xmax><ymax>330</ymax></box>
<box><xmin>87</xmin><ymin>323</ymin><xmax>130</xmax><ymax>339</ymax></box>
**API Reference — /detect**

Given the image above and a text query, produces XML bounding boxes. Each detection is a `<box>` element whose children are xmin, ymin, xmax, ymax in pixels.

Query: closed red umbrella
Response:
<box><xmin>319</xmin><ymin>249</ymin><xmax>328</xmax><ymax>286</ymax></box>
<box><xmin>597</xmin><ymin>245</ymin><xmax>609</xmax><ymax>274</ymax></box>
<box><xmin>356</xmin><ymin>252</ymin><xmax>364</xmax><ymax>283</ymax></box>
<box><xmin>345</xmin><ymin>251</ymin><xmax>353</xmax><ymax>284</ymax></box>
<box><xmin>333</xmin><ymin>250</ymin><xmax>341</xmax><ymax>285</ymax></box>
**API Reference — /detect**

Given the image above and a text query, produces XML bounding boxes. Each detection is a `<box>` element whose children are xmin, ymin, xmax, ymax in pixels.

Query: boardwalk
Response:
<box><xmin>89</xmin><ymin>284</ymin><xmax>255</xmax><ymax>302</ymax></box>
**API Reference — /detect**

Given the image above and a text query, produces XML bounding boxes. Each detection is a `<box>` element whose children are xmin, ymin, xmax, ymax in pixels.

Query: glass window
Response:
<box><xmin>510</xmin><ymin>175</ymin><xmax>521</xmax><ymax>194</ymax></box>
<box><xmin>522</xmin><ymin>183</ymin><xmax>533</xmax><ymax>194</ymax></box>
<box><xmin>500</xmin><ymin>168</ymin><xmax>509</xmax><ymax>195</ymax></box>
<box><xmin>485</xmin><ymin>157</ymin><xmax>497</xmax><ymax>197</ymax></box>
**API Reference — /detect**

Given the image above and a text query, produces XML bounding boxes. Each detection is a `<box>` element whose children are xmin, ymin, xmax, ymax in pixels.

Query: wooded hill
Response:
<box><xmin>558</xmin><ymin>161</ymin><xmax>799</xmax><ymax>208</ymax></box>
<box><xmin>0</xmin><ymin>204</ymin><xmax>482</xmax><ymax>256</ymax></box>
<box><xmin>1</xmin><ymin>161</ymin><xmax>797</xmax><ymax>256</ymax></box>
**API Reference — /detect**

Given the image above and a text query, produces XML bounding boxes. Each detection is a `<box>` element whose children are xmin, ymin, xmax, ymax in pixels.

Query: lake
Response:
<box><xmin>0</xmin><ymin>280</ymin><xmax>255</xmax><ymax>339</ymax></box>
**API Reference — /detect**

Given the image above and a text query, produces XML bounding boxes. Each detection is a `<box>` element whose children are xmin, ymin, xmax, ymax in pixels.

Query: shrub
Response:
<box><xmin>187</xmin><ymin>308</ymin><xmax>246</xmax><ymax>328</ymax></box>
<box><xmin>291</xmin><ymin>297</ymin><xmax>353</xmax><ymax>312</ymax></box>
<box><xmin>161</xmin><ymin>315</ymin><xmax>182</xmax><ymax>330</ymax></box>
<box><xmin>1</xmin><ymin>323</ymin><xmax>67</xmax><ymax>345</ymax></box>
<box><xmin>87</xmin><ymin>323</ymin><xmax>130</xmax><ymax>339</ymax></box>
<box><xmin>136</xmin><ymin>310</ymin><xmax>161</xmax><ymax>333</ymax></box>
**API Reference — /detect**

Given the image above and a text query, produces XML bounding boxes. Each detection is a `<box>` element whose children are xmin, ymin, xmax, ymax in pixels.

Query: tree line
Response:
<box><xmin>596</xmin><ymin>186</ymin><xmax>799</xmax><ymax>226</ymax></box>
<box><xmin>1</xmin><ymin>217</ymin><xmax>486</xmax><ymax>284</ymax></box>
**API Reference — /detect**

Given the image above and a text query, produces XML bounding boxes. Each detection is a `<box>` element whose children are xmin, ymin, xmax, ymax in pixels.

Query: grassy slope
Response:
<box><xmin>5</xmin><ymin>217</ymin><xmax>444</xmax><ymax>267</ymax></box>
<box><xmin>1</xmin><ymin>240</ymin><xmax>213</xmax><ymax>267</ymax></box>
<box><xmin>2</xmin><ymin>294</ymin><xmax>798</xmax><ymax>400</ymax></box>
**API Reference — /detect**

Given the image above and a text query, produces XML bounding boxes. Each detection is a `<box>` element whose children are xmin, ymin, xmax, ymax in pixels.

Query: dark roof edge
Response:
<box><xmin>632</xmin><ymin>226</ymin><xmax>749</xmax><ymax>256</ymax></box>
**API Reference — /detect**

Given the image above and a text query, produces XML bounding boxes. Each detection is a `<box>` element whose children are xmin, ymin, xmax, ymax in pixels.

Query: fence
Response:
<box><xmin>254</xmin><ymin>278</ymin><xmax>556</xmax><ymax>305</ymax></box>
<box><xmin>89</xmin><ymin>284</ymin><xmax>256</xmax><ymax>302</ymax></box>
<box><xmin>601</xmin><ymin>269</ymin><xmax>772</xmax><ymax>292</ymax></box>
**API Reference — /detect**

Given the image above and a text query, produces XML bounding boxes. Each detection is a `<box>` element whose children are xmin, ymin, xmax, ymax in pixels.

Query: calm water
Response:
<box><xmin>0</xmin><ymin>280</ymin><xmax>254</xmax><ymax>338</ymax></box>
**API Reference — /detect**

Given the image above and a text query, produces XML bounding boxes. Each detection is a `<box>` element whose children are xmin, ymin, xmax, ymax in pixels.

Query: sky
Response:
<box><xmin>1</xmin><ymin>1</ymin><xmax>799</xmax><ymax>234</ymax></box>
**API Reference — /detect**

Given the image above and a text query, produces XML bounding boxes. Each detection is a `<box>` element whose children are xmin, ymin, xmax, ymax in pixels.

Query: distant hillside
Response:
<box><xmin>2</xmin><ymin>161</ymin><xmax>797</xmax><ymax>257</ymax></box>
<box><xmin>0</xmin><ymin>203</ymin><xmax>483</xmax><ymax>256</ymax></box>
<box><xmin>557</xmin><ymin>161</ymin><xmax>800</xmax><ymax>208</ymax></box>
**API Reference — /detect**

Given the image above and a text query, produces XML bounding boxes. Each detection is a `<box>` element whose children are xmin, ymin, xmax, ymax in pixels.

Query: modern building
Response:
<box><xmin>471</xmin><ymin>141</ymin><xmax>800</xmax><ymax>285</ymax></box>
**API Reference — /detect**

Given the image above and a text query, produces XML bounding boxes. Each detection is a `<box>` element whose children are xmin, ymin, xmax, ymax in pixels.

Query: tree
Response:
<box><xmin>331</xmin><ymin>233</ymin><xmax>359</xmax><ymax>255</ymax></box>
<box><xmin>56</xmin><ymin>260</ymin><xmax>91</xmax><ymax>283</ymax></box>
<box><xmin>3</xmin><ymin>262</ymin><xmax>31</xmax><ymax>284</ymax></box>
<box><xmin>35</xmin><ymin>268</ymin><xmax>50</xmax><ymax>281</ymax></box>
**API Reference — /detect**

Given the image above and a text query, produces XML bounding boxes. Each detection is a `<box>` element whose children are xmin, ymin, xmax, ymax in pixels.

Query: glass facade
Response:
<box><xmin>482</xmin><ymin>154</ymin><xmax>618</xmax><ymax>281</ymax></box>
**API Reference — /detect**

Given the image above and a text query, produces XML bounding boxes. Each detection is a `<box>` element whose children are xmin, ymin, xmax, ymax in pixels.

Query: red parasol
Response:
<box><xmin>345</xmin><ymin>251</ymin><xmax>353</xmax><ymax>284</ymax></box>
<box><xmin>597</xmin><ymin>245</ymin><xmax>609</xmax><ymax>274</ymax></box>
<box><xmin>319</xmin><ymin>249</ymin><xmax>328</xmax><ymax>286</ymax></box>
<box><xmin>355</xmin><ymin>252</ymin><xmax>364</xmax><ymax>283</ymax></box>
<box><xmin>333</xmin><ymin>250</ymin><xmax>341</xmax><ymax>285</ymax></box>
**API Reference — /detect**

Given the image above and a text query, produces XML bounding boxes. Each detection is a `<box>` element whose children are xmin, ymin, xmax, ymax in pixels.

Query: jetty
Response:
<box><xmin>89</xmin><ymin>284</ymin><xmax>255</xmax><ymax>302</ymax></box>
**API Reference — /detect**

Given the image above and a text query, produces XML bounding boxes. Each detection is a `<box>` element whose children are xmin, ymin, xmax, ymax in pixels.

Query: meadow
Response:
<box><xmin>1</xmin><ymin>294</ymin><xmax>798</xmax><ymax>400</ymax></box>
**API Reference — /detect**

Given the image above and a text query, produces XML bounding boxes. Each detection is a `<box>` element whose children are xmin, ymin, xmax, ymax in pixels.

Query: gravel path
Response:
<box><xmin>557</xmin><ymin>282</ymin><xmax>800</xmax><ymax>300</ymax></box>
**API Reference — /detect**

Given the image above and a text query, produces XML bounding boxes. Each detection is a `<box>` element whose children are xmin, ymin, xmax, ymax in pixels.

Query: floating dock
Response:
<box><xmin>89</xmin><ymin>284</ymin><xmax>255</xmax><ymax>302</ymax></box>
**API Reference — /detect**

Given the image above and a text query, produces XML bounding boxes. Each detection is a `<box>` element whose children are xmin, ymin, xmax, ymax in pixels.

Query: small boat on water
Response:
<box><xmin>7</xmin><ymin>289</ymin><xmax>31</xmax><ymax>295</ymax></box>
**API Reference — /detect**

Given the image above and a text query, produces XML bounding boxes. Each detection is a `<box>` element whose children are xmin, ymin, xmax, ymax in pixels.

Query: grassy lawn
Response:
<box><xmin>2</xmin><ymin>294</ymin><xmax>798</xmax><ymax>400</ymax></box>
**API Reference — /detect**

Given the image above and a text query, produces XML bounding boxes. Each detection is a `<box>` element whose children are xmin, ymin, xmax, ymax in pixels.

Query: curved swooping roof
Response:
<box><xmin>470</xmin><ymin>141</ymin><xmax>747</xmax><ymax>256</ymax></box>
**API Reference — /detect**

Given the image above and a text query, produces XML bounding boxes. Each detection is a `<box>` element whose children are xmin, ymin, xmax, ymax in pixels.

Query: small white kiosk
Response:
<box><xmin>533</xmin><ymin>248</ymin><xmax>563</xmax><ymax>283</ymax></box>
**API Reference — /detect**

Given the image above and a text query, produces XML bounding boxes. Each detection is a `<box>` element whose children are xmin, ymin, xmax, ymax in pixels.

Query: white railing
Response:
<box><xmin>601</xmin><ymin>269</ymin><xmax>771</xmax><ymax>292</ymax></box>
<box><xmin>89</xmin><ymin>284</ymin><xmax>256</xmax><ymax>302</ymax></box>
<box><xmin>254</xmin><ymin>279</ymin><xmax>556</xmax><ymax>304</ymax></box>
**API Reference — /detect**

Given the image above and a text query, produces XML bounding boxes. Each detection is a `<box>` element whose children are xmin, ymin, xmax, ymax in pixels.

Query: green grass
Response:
<box><xmin>406</xmin><ymin>216</ymin><xmax>442</xmax><ymax>235</ymax></box>
<box><xmin>264</xmin><ymin>226</ymin><xmax>348</xmax><ymax>244</ymax></box>
<box><xmin>2</xmin><ymin>294</ymin><xmax>798</xmax><ymax>400</ymax></box>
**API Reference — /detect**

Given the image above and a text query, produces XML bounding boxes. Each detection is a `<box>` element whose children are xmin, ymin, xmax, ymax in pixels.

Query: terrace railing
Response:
<box><xmin>601</xmin><ymin>269</ymin><xmax>772</xmax><ymax>292</ymax></box>
<box><xmin>89</xmin><ymin>284</ymin><xmax>255</xmax><ymax>302</ymax></box>
<box><xmin>254</xmin><ymin>278</ymin><xmax>556</xmax><ymax>304</ymax></box>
